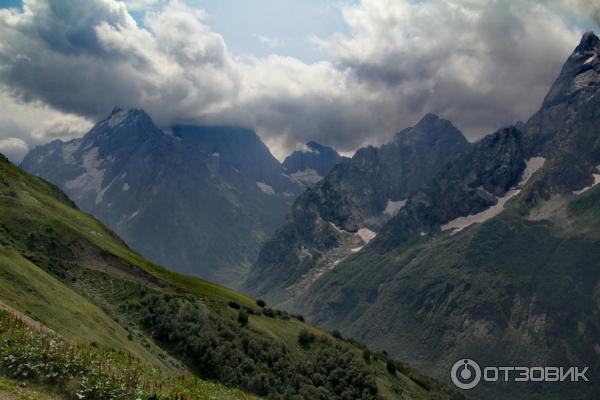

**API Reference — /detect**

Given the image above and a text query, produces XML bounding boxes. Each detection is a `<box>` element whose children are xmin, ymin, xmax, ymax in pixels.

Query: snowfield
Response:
<box><xmin>442</xmin><ymin>157</ymin><xmax>546</xmax><ymax>234</ymax></box>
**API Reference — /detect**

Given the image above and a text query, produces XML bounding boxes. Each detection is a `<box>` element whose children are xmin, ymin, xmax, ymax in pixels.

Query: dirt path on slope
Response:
<box><xmin>0</xmin><ymin>300</ymin><xmax>54</xmax><ymax>334</ymax></box>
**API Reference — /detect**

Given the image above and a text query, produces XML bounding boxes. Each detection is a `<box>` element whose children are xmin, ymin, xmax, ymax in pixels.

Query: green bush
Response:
<box><xmin>387</xmin><ymin>360</ymin><xmax>397</xmax><ymax>375</ymax></box>
<box><xmin>237</xmin><ymin>309</ymin><xmax>249</xmax><ymax>326</ymax></box>
<box><xmin>297</xmin><ymin>329</ymin><xmax>315</xmax><ymax>348</ymax></box>
<box><xmin>256</xmin><ymin>299</ymin><xmax>266</xmax><ymax>308</ymax></box>
<box><xmin>261</xmin><ymin>307</ymin><xmax>276</xmax><ymax>318</ymax></box>
<box><xmin>363</xmin><ymin>349</ymin><xmax>372</xmax><ymax>364</ymax></box>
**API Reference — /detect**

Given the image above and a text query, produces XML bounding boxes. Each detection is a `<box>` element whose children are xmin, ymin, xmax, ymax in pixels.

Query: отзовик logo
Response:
<box><xmin>451</xmin><ymin>359</ymin><xmax>482</xmax><ymax>390</ymax></box>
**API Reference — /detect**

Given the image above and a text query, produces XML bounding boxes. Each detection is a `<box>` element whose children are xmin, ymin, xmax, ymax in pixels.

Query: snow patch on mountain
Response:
<box><xmin>357</xmin><ymin>228</ymin><xmax>376</xmax><ymax>244</ymax></box>
<box><xmin>127</xmin><ymin>210</ymin><xmax>140</xmax><ymax>221</ymax></box>
<box><xmin>299</xmin><ymin>143</ymin><xmax>319</xmax><ymax>154</ymax></box>
<box><xmin>572</xmin><ymin>165</ymin><xmax>600</xmax><ymax>195</ymax></box>
<box><xmin>519</xmin><ymin>157</ymin><xmax>546</xmax><ymax>185</ymax></box>
<box><xmin>95</xmin><ymin>182</ymin><xmax>111</xmax><ymax>205</ymax></box>
<box><xmin>61</xmin><ymin>141</ymin><xmax>80</xmax><ymax>164</ymax></box>
<box><xmin>442</xmin><ymin>157</ymin><xmax>545</xmax><ymax>234</ymax></box>
<box><xmin>384</xmin><ymin>199</ymin><xmax>407</xmax><ymax>216</ymax></box>
<box><xmin>573</xmin><ymin>69</ymin><xmax>598</xmax><ymax>91</ymax></box>
<box><xmin>291</xmin><ymin>168</ymin><xmax>322</xmax><ymax>186</ymax></box>
<box><xmin>122</xmin><ymin>183</ymin><xmax>130</xmax><ymax>192</ymax></box>
<box><xmin>107</xmin><ymin>109</ymin><xmax>129</xmax><ymax>128</ymax></box>
<box><xmin>256</xmin><ymin>181</ymin><xmax>276</xmax><ymax>195</ymax></box>
<box><xmin>65</xmin><ymin>147</ymin><xmax>105</xmax><ymax>198</ymax></box>
<box><xmin>441</xmin><ymin>189</ymin><xmax>521</xmax><ymax>234</ymax></box>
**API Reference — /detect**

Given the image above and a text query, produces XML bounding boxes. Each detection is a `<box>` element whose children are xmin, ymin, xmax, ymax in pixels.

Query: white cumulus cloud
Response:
<box><xmin>0</xmin><ymin>137</ymin><xmax>29</xmax><ymax>163</ymax></box>
<box><xmin>0</xmin><ymin>0</ymin><xmax>597</xmax><ymax>159</ymax></box>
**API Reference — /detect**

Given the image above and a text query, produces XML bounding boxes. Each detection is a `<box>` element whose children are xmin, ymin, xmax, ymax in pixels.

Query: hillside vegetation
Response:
<box><xmin>0</xmin><ymin>153</ymin><xmax>465</xmax><ymax>399</ymax></box>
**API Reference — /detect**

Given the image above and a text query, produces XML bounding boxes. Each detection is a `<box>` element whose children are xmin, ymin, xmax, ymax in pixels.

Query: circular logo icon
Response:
<box><xmin>451</xmin><ymin>359</ymin><xmax>481</xmax><ymax>390</ymax></box>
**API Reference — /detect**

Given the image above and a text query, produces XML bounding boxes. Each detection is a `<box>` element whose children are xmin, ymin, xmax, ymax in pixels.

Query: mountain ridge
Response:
<box><xmin>21</xmin><ymin>110</ymin><xmax>304</xmax><ymax>287</ymax></box>
<box><xmin>245</xmin><ymin>113</ymin><xmax>471</xmax><ymax>302</ymax></box>
<box><xmin>283</xmin><ymin>141</ymin><xmax>344</xmax><ymax>187</ymax></box>
<box><xmin>247</xmin><ymin>32</ymin><xmax>600</xmax><ymax>400</ymax></box>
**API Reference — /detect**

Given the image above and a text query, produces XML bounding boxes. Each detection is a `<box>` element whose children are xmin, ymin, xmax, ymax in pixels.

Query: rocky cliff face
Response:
<box><xmin>21</xmin><ymin>109</ymin><xmax>303</xmax><ymax>287</ymax></box>
<box><xmin>282</xmin><ymin>141</ymin><xmax>343</xmax><ymax>188</ymax></box>
<box><xmin>520</xmin><ymin>32</ymin><xmax>600</xmax><ymax>203</ymax></box>
<box><xmin>244</xmin><ymin>113</ymin><xmax>470</xmax><ymax>302</ymax></box>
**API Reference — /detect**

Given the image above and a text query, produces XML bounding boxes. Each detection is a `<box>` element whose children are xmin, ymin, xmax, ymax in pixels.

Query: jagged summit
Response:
<box><xmin>80</xmin><ymin>107</ymin><xmax>165</xmax><ymax>149</ymax></box>
<box><xmin>394</xmin><ymin>112</ymin><xmax>466</xmax><ymax>145</ymax></box>
<box><xmin>575</xmin><ymin>31</ymin><xmax>599</xmax><ymax>54</ymax></box>
<box><xmin>537</xmin><ymin>31</ymin><xmax>600</xmax><ymax>109</ymax></box>
<box><xmin>109</xmin><ymin>106</ymin><xmax>124</xmax><ymax>115</ymax></box>
<box><xmin>420</xmin><ymin>112</ymin><xmax>441</xmax><ymax>123</ymax></box>
<box><xmin>283</xmin><ymin>140</ymin><xmax>343</xmax><ymax>187</ymax></box>
<box><xmin>299</xmin><ymin>140</ymin><xmax>335</xmax><ymax>156</ymax></box>
<box><xmin>305</xmin><ymin>140</ymin><xmax>323</xmax><ymax>150</ymax></box>
<box><xmin>104</xmin><ymin>107</ymin><xmax>150</xmax><ymax>121</ymax></box>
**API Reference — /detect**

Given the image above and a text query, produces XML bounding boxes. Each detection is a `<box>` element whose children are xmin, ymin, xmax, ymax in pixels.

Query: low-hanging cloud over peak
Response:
<box><xmin>0</xmin><ymin>0</ymin><xmax>598</xmax><ymax>160</ymax></box>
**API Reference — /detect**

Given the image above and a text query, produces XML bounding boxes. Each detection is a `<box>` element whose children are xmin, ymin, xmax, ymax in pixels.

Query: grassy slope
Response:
<box><xmin>0</xmin><ymin>309</ymin><xmax>257</xmax><ymax>400</ymax></box>
<box><xmin>0</xmin><ymin>249</ymin><xmax>155</xmax><ymax>363</ymax></box>
<box><xmin>0</xmin><ymin>155</ymin><xmax>255</xmax><ymax>398</ymax></box>
<box><xmin>0</xmin><ymin>153</ymin><xmax>463</xmax><ymax>399</ymax></box>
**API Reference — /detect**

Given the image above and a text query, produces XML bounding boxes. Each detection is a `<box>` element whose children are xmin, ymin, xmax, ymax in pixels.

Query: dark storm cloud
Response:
<box><xmin>0</xmin><ymin>0</ymin><xmax>238</xmax><ymax>125</ymax></box>
<box><xmin>0</xmin><ymin>0</ymin><xmax>595</xmax><ymax>158</ymax></box>
<box><xmin>319</xmin><ymin>0</ymin><xmax>584</xmax><ymax>143</ymax></box>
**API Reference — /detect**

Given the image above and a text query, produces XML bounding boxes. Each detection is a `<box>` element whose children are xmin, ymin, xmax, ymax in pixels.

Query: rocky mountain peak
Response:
<box><xmin>81</xmin><ymin>108</ymin><xmax>164</xmax><ymax>150</ymax></box>
<box><xmin>109</xmin><ymin>106</ymin><xmax>124</xmax><ymax>115</ymax></box>
<box><xmin>419</xmin><ymin>112</ymin><xmax>441</xmax><ymax>124</ymax></box>
<box><xmin>575</xmin><ymin>31</ymin><xmax>599</xmax><ymax>54</ymax></box>
<box><xmin>394</xmin><ymin>113</ymin><xmax>467</xmax><ymax>147</ymax></box>
<box><xmin>540</xmin><ymin>32</ymin><xmax>600</xmax><ymax>108</ymax></box>
<box><xmin>282</xmin><ymin>141</ymin><xmax>343</xmax><ymax>187</ymax></box>
<box><xmin>414</xmin><ymin>113</ymin><xmax>457</xmax><ymax>134</ymax></box>
<box><xmin>305</xmin><ymin>141</ymin><xmax>323</xmax><ymax>152</ymax></box>
<box><xmin>102</xmin><ymin>107</ymin><xmax>151</xmax><ymax>127</ymax></box>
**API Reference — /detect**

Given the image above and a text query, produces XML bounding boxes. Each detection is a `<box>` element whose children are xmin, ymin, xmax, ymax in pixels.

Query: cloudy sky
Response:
<box><xmin>0</xmin><ymin>0</ymin><xmax>598</xmax><ymax>162</ymax></box>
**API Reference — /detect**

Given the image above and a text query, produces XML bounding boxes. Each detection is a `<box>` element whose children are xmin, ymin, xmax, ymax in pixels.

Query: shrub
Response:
<box><xmin>363</xmin><ymin>349</ymin><xmax>372</xmax><ymax>364</ymax></box>
<box><xmin>228</xmin><ymin>301</ymin><xmax>241</xmax><ymax>310</ymax></box>
<box><xmin>386</xmin><ymin>360</ymin><xmax>397</xmax><ymax>375</ymax></box>
<box><xmin>237</xmin><ymin>309</ymin><xmax>249</xmax><ymax>326</ymax></box>
<box><xmin>249</xmin><ymin>373</ymin><xmax>270</xmax><ymax>396</ymax></box>
<box><xmin>261</xmin><ymin>307</ymin><xmax>276</xmax><ymax>318</ymax></box>
<box><xmin>298</xmin><ymin>329</ymin><xmax>315</xmax><ymax>348</ymax></box>
<box><xmin>256</xmin><ymin>299</ymin><xmax>266</xmax><ymax>308</ymax></box>
<box><xmin>0</xmin><ymin>312</ymin><xmax>143</xmax><ymax>399</ymax></box>
<box><xmin>332</xmin><ymin>330</ymin><xmax>343</xmax><ymax>340</ymax></box>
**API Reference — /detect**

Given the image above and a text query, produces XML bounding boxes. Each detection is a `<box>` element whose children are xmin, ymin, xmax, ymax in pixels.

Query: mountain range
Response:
<box><xmin>244</xmin><ymin>32</ymin><xmax>600</xmax><ymax>400</ymax></box>
<box><xmin>0</xmin><ymin>150</ymin><xmax>465</xmax><ymax>399</ymax></box>
<box><xmin>9</xmin><ymin>24</ymin><xmax>600</xmax><ymax>400</ymax></box>
<box><xmin>245</xmin><ymin>112</ymin><xmax>471</xmax><ymax>302</ymax></box>
<box><xmin>20</xmin><ymin>110</ymin><xmax>341</xmax><ymax>287</ymax></box>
